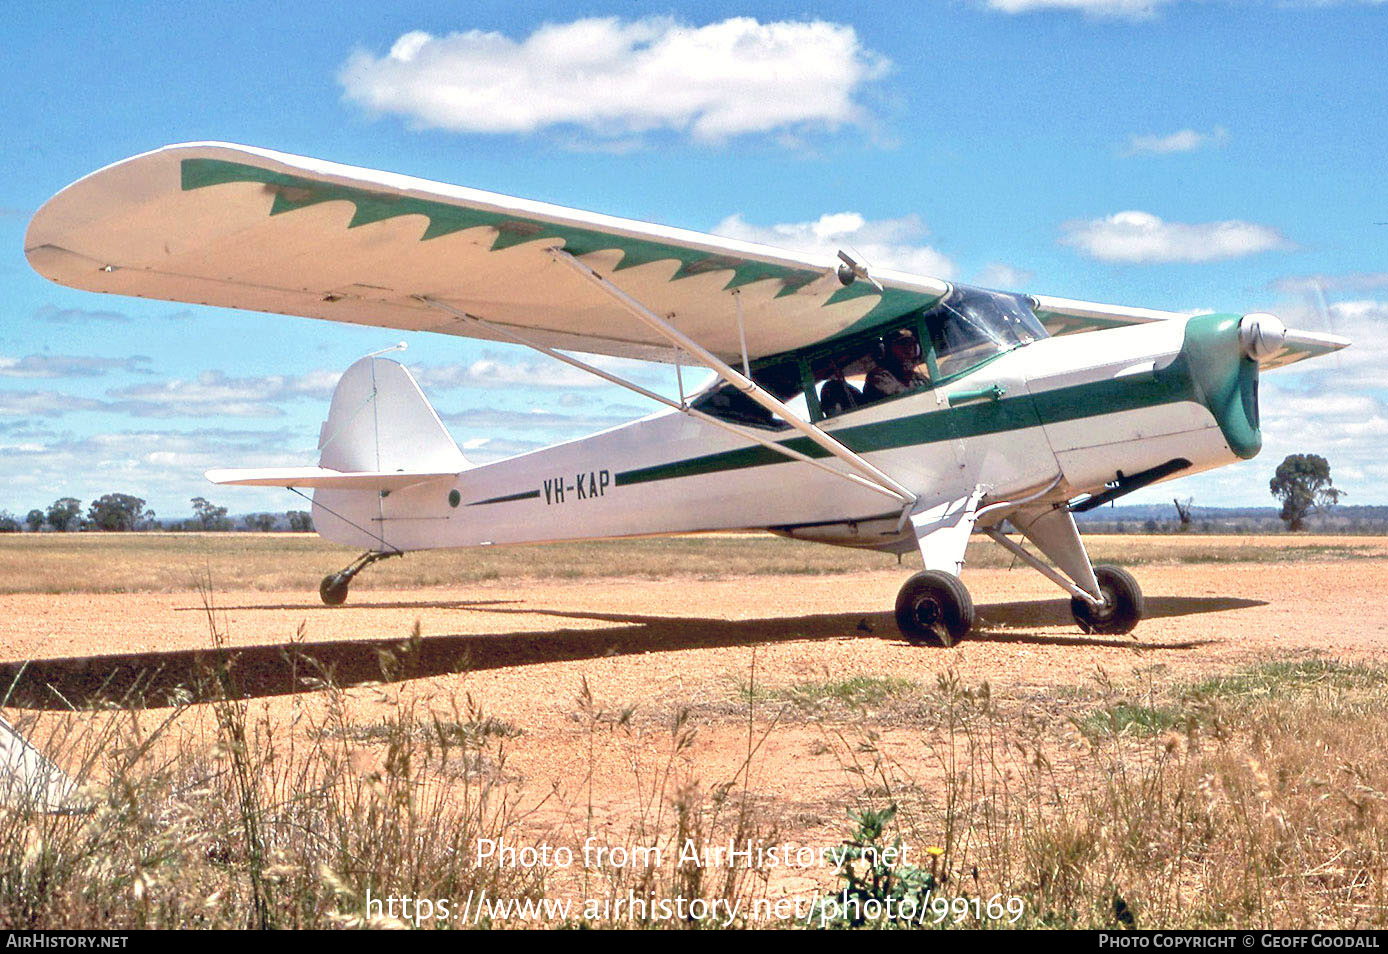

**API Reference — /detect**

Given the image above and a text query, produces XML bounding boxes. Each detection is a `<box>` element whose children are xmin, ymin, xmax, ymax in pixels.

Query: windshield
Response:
<box><xmin>927</xmin><ymin>287</ymin><xmax>1047</xmax><ymax>381</ymax></box>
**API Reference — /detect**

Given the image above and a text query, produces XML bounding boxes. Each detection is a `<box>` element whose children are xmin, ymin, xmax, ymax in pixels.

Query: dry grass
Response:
<box><xmin>829</xmin><ymin>662</ymin><xmax>1388</xmax><ymax>929</ymax></box>
<box><xmin>6</xmin><ymin>639</ymin><xmax>1388</xmax><ymax>927</ymax></box>
<box><xmin>1</xmin><ymin>532</ymin><xmax>1382</xmax><ymax>595</ymax></box>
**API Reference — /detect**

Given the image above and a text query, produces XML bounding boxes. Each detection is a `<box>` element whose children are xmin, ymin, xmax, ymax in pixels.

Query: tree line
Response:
<box><xmin>0</xmin><ymin>495</ymin><xmax>313</xmax><ymax>533</ymax></box>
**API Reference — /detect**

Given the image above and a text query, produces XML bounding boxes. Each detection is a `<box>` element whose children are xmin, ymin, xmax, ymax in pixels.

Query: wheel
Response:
<box><xmin>1071</xmin><ymin>565</ymin><xmax>1143</xmax><ymax>635</ymax></box>
<box><xmin>895</xmin><ymin>570</ymin><xmax>974</xmax><ymax>647</ymax></box>
<box><xmin>319</xmin><ymin>574</ymin><xmax>350</xmax><ymax>606</ymax></box>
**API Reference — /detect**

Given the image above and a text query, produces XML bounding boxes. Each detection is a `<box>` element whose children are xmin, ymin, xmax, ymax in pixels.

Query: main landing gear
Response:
<box><xmin>319</xmin><ymin>550</ymin><xmax>402</xmax><ymax>606</ymax></box>
<box><xmin>893</xmin><ymin>500</ymin><xmax>1145</xmax><ymax>648</ymax></box>
<box><xmin>892</xmin><ymin>562</ymin><xmax>1143</xmax><ymax>646</ymax></box>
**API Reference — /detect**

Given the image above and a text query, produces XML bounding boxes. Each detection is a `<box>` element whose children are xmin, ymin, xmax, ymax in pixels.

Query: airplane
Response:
<box><xmin>24</xmin><ymin>142</ymin><xmax>1349</xmax><ymax>647</ymax></box>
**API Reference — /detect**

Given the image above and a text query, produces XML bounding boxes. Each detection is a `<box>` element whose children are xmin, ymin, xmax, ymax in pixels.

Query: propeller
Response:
<box><xmin>1309</xmin><ymin>278</ymin><xmax>1346</xmax><ymax>372</ymax></box>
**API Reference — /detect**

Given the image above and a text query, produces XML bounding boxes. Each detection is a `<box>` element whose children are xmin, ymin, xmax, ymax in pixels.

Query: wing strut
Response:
<box><xmin>546</xmin><ymin>249</ymin><xmax>918</xmax><ymax>506</ymax></box>
<box><xmin>411</xmin><ymin>296</ymin><xmax>912</xmax><ymax>505</ymax></box>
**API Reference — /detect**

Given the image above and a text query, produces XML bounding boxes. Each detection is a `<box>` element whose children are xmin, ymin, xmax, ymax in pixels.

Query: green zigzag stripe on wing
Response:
<box><xmin>180</xmin><ymin>158</ymin><xmax>934</xmax><ymax>333</ymax></box>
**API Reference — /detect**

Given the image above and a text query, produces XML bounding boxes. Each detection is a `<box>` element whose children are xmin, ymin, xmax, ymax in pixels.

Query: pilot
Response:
<box><xmin>863</xmin><ymin>328</ymin><xmax>929</xmax><ymax>402</ymax></box>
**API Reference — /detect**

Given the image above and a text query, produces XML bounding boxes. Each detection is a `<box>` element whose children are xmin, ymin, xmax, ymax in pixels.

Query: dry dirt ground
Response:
<box><xmin>3</xmin><ymin>534</ymin><xmax>1387</xmax><ymax>906</ymax></box>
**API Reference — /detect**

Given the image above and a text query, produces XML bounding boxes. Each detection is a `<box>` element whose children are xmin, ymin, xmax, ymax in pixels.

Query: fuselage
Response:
<box><xmin>313</xmin><ymin>312</ymin><xmax>1254</xmax><ymax>554</ymax></box>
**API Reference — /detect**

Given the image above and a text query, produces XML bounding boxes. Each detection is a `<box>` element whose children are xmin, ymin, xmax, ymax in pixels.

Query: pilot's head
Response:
<box><xmin>886</xmin><ymin>328</ymin><xmax>919</xmax><ymax>366</ymax></box>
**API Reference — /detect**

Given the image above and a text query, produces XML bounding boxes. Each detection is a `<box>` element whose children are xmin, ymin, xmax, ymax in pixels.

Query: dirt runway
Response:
<box><xmin>3</xmin><ymin>547</ymin><xmax>1386</xmax><ymax>894</ymax></box>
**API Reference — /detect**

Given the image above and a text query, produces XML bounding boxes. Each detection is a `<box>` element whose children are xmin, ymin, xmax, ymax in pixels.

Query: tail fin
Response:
<box><xmin>317</xmin><ymin>356</ymin><xmax>468</xmax><ymax>475</ymax></box>
<box><xmin>206</xmin><ymin>356</ymin><xmax>467</xmax><ymax>549</ymax></box>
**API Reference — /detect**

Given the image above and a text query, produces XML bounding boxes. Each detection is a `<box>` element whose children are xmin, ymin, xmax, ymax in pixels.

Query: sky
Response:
<box><xmin>1</xmin><ymin>0</ymin><xmax>1385</xmax><ymax>520</ymax></box>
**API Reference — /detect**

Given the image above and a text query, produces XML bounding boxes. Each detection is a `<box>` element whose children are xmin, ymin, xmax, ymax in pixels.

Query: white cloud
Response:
<box><xmin>1060</xmin><ymin>211</ymin><xmax>1292</xmax><ymax>264</ymax></box>
<box><xmin>985</xmin><ymin>0</ymin><xmax>1176</xmax><ymax>17</ymax></box>
<box><xmin>1124</xmin><ymin>126</ymin><xmax>1230</xmax><ymax>155</ymax></box>
<box><xmin>1271</xmin><ymin>272</ymin><xmax>1388</xmax><ymax>295</ymax></box>
<box><xmin>975</xmin><ymin>263</ymin><xmax>1034</xmax><ymax>290</ymax></box>
<box><xmin>0</xmin><ymin>354</ymin><xmax>152</xmax><ymax>379</ymax></box>
<box><xmin>0</xmin><ymin>390</ymin><xmax>105</xmax><ymax>417</ymax></box>
<box><xmin>338</xmin><ymin>17</ymin><xmax>889</xmax><ymax>145</ymax></box>
<box><xmin>105</xmin><ymin>370</ymin><xmax>339</xmax><ymax>418</ymax></box>
<box><xmin>713</xmin><ymin>211</ymin><xmax>956</xmax><ymax>279</ymax></box>
<box><xmin>409</xmin><ymin>354</ymin><xmax>666</xmax><ymax>391</ymax></box>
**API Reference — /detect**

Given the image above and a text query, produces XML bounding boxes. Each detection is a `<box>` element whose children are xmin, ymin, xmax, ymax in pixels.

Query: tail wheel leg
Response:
<box><xmin>318</xmin><ymin>550</ymin><xmax>402</xmax><ymax>606</ymax></box>
<box><xmin>895</xmin><ymin>570</ymin><xmax>974</xmax><ymax>647</ymax></box>
<box><xmin>1070</xmin><ymin>565</ymin><xmax>1143</xmax><ymax>635</ymax></box>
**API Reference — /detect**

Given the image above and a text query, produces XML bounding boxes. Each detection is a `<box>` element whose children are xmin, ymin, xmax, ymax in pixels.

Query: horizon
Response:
<box><xmin>4</xmin><ymin>1</ymin><xmax>1384</xmax><ymax>516</ymax></box>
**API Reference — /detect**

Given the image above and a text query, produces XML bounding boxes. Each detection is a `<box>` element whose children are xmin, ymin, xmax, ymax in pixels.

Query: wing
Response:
<box><xmin>1030</xmin><ymin>294</ymin><xmax>1187</xmax><ymax>337</ymax></box>
<box><xmin>25</xmin><ymin>142</ymin><xmax>949</xmax><ymax>363</ymax></box>
<box><xmin>1032</xmin><ymin>295</ymin><xmax>1349</xmax><ymax>369</ymax></box>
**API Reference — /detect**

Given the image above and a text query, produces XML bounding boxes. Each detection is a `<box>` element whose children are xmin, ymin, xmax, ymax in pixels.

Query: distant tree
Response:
<box><xmin>190</xmin><ymin>497</ymin><xmax>231</xmax><ymax>532</ymax></box>
<box><xmin>24</xmin><ymin>509</ymin><xmax>45</xmax><ymax>532</ymax></box>
<box><xmin>1173</xmin><ymin>497</ymin><xmax>1193</xmax><ymax>531</ymax></box>
<box><xmin>1143</xmin><ymin>518</ymin><xmax>1159</xmax><ymax>533</ymax></box>
<box><xmin>46</xmin><ymin>497</ymin><xmax>82</xmax><ymax>532</ymax></box>
<box><xmin>87</xmin><ymin>494</ymin><xmax>152</xmax><ymax>532</ymax></box>
<box><xmin>1270</xmin><ymin>453</ymin><xmax>1343</xmax><ymax>532</ymax></box>
<box><xmin>245</xmin><ymin>513</ymin><xmax>276</xmax><ymax>532</ymax></box>
<box><xmin>0</xmin><ymin>512</ymin><xmax>19</xmax><ymax>533</ymax></box>
<box><xmin>286</xmin><ymin>510</ymin><xmax>313</xmax><ymax>533</ymax></box>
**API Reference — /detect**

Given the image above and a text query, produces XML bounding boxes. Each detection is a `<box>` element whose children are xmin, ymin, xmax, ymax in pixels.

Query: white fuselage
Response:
<box><xmin>313</xmin><ymin>316</ymin><xmax>1240</xmax><ymax>554</ymax></box>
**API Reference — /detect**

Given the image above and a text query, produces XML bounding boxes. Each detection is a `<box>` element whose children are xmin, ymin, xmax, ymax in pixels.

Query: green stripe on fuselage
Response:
<box><xmin>615</xmin><ymin>362</ymin><xmax>1198</xmax><ymax>488</ymax></box>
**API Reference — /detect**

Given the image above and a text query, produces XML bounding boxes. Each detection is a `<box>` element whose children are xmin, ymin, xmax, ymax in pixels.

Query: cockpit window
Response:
<box><xmin>689</xmin><ymin>284</ymin><xmax>1047</xmax><ymax>427</ymax></box>
<box><xmin>690</xmin><ymin>360</ymin><xmax>802</xmax><ymax>430</ymax></box>
<box><xmin>927</xmin><ymin>287</ymin><xmax>1047</xmax><ymax>381</ymax></box>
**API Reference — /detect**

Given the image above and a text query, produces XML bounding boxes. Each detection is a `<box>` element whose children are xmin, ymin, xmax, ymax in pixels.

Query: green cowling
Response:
<box><xmin>1180</xmin><ymin>313</ymin><xmax>1262</xmax><ymax>460</ymax></box>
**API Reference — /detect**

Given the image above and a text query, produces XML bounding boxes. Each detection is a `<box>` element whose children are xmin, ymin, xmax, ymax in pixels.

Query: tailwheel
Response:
<box><xmin>317</xmin><ymin>549</ymin><xmax>403</xmax><ymax>606</ymax></box>
<box><xmin>895</xmin><ymin>570</ymin><xmax>974</xmax><ymax>647</ymax></box>
<box><xmin>319</xmin><ymin>574</ymin><xmax>350</xmax><ymax>606</ymax></box>
<box><xmin>1070</xmin><ymin>565</ymin><xmax>1143</xmax><ymax>635</ymax></box>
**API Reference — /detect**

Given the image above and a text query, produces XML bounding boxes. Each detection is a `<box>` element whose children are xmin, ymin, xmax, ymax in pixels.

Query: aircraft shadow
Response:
<box><xmin>1</xmin><ymin>595</ymin><xmax>1257</xmax><ymax>711</ymax></box>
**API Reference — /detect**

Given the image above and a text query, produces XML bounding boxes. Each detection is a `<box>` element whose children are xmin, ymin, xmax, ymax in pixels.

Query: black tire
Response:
<box><xmin>319</xmin><ymin>574</ymin><xmax>349</xmax><ymax>606</ymax></box>
<box><xmin>1071</xmin><ymin>565</ymin><xmax>1143</xmax><ymax>635</ymax></box>
<box><xmin>895</xmin><ymin>570</ymin><xmax>974</xmax><ymax>647</ymax></box>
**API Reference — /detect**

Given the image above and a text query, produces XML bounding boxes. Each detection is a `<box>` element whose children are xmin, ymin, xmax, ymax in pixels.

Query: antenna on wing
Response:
<box><xmin>836</xmin><ymin>250</ymin><xmax>883</xmax><ymax>292</ymax></box>
<box><xmin>365</xmin><ymin>341</ymin><xmax>408</xmax><ymax>359</ymax></box>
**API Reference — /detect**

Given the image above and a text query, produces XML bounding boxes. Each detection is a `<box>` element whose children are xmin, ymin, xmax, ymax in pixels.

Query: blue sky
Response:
<box><xmin>2</xmin><ymin>0</ymin><xmax>1385</xmax><ymax>519</ymax></box>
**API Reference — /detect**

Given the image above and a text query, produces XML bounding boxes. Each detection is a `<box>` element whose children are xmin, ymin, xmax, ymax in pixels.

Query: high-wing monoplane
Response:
<box><xmin>26</xmin><ymin>143</ymin><xmax>1349</xmax><ymax>645</ymax></box>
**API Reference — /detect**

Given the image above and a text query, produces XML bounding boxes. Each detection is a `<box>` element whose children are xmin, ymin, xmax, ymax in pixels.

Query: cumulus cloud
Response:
<box><xmin>713</xmin><ymin>211</ymin><xmax>956</xmax><ymax>279</ymax></box>
<box><xmin>984</xmin><ymin>0</ymin><xmax>1176</xmax><ymax>17</ymax></box>
<box><xmin>0</xmin><ymin>427</ymin><xmax>312</xmax><ymax>516</ymax></box>
<box><xmin>975</xmin><ymin>263</ymin><xmax>1034</xmax><ymax>290</ymax></box>
<box><xmin>410</xmin><ymin>354</ymin><xmax>667</xmax><ymax>391</ymax></box>
<box><xmin>104</xmin><ymin>369</ymin><xmax>340</xmax><ymax>418</ymax></box>
<box><xmin>1060</xmin><ymin>211</ymin><xmax>1292</xmax><ymax>264</ymax></box>
<box><xmin>34</xmin><ymin>304</ymin><xmax>133</xmax><ymax>325</ymax></box>
<box><xmin>1271</xmin><ymin>272</ymin><xmax>1388</xmax><ymax>295</ymax></box>
<box><xmin>1124</xmin><ymin>126</ymin><xmax>1230</xmax><ymax>156</ymax></box>
<box><xmin>440</xmin><ymin>407</ymin><xmax>639</xmax><ymax>431</ymax></box>
<box><xmin>338</xmin><ymin>17</ymin><xmax>889</xmax><ymax>145</ymax></box>
<box><xmin>0</xmin><ymin>354</ymin><xmax>152</xmax><ymax>379</ymax></box>
<box><xmin>0</xmin><ymin>390</ymin><xmax>106</xmax><ymax>417</ymax></box>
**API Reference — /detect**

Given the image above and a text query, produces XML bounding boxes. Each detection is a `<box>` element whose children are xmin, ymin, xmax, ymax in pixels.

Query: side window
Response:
<box><xmin>862</xmin><ymin>329</ymin><xmax>931</xmax><ymax>404</ymax></box>
<box><xmin>812</xmin><ymin>327</ymin><xmax>933</xmax><ymax>420</ymax></box>
<box><xmin>690</xmin><ymin>359</ymin><xmax>804</xmax><ymax>430</ymax></box>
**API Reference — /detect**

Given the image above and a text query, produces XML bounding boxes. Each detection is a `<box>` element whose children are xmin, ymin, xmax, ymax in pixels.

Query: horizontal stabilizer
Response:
<box><xmin>205</xmin><ymin>466</ymin><xmax>457</xmax><ymax>490</ymax></box>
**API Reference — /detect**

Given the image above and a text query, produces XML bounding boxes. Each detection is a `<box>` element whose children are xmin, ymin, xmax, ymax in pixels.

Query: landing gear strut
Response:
<box><xmin>319</xmin><ymin>550</ymin><xmax>402</xmax><ymax>606</ymax></box>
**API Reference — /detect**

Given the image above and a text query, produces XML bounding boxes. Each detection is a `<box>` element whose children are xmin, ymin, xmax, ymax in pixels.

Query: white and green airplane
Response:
<box><xmin>26</xmin><ymin>143</ymin><xmax>1349</xmax><ymax>646</ymax></box>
